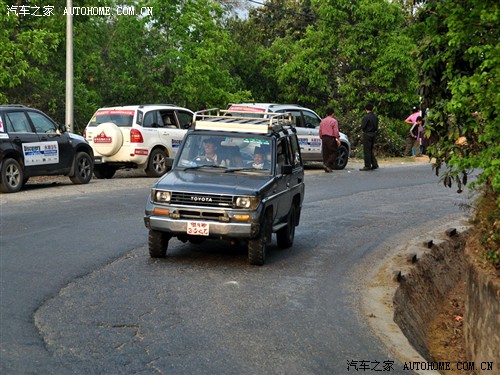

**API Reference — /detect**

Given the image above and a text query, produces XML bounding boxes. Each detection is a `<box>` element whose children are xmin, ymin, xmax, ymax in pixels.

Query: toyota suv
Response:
<box><xmin>144</xmin><ymin>108</ymin><xmax>305</xmax><ymax>265</ymax></box>
<box><xmin>227</xmin><ymin>103</ymin><xmax>351</xmax><ymax>169</ymax></box>
<box><xmin>0</xmin><ymin>104</ymin><xmax>94</xmax><ymax>193</ymax></box>
<box><xmin>84</xmin><ymin>104</ymin><xmax>193</xmax><ymax>179</ymax></box>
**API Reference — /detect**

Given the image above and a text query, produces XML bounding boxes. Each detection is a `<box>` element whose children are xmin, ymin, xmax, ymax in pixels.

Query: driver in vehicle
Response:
<box><xmin>194</xmin><ymin>138</ymin><xmax>227</xmax><ymax>166</ymax></box>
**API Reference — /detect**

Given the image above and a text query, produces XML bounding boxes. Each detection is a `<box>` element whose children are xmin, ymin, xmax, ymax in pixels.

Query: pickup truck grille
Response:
<box><xmin>170</xmin><ymin>192</ymin><xmax>233</xmax><ymax>207</ymax></box>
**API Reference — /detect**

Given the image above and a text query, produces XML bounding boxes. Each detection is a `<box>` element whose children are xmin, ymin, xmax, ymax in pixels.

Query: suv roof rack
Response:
<box><xmin>0</xmin><ymin>104</ymin><xmax>27</xmax><ymax>108</ymax></box>
<box><xmin>193</xmin><ymin>108</ymin><xmax>293</xmax><ymax>134</ymax></box>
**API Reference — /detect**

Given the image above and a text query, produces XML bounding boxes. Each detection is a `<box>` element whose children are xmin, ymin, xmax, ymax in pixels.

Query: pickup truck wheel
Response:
<box><xmin>94</xmin><ymin>164</ymin><xmax>117</xmax><ymax>179</ymax></box>
<box><xmin>70</xmin><ymin>152</ymin><xmax>93</xmax><ymax>184</ymax></box>
<box><xmin>277</xmin><ymin>204</ymin><xmax>296</xmax><ymax>249</ymax></box>
<box><xmin>146</xmin><ymin>149</ymin><xmax>168</xmax><ymax>177</ymax></box>
<box><xmin>0</xmin><ymin>158</ymin><xmax>23</xmax><ymax>193</ymax></box>
<box><xmin>335</xmin><ymin>144</ymin><xmax>349</xmax><ymax>170</ymax></box>
<box><xmin>248</xmin><ymin>213</ymin><xmax>271</xmax><ymax>266</ymax></box>
<box><xmin>149</xmin><ymin>230</ymin><xmax>171</xmax><ymax>258</ymax></box>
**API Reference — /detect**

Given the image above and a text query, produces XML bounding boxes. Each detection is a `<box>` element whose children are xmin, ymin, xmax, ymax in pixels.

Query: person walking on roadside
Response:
<box><xmin>319</xmin><ymin>108</ymin><xmax>341</xmax><ymax>173</ymax></box>
<box><xmin>360</xmin><ymin>103</ymin><xmax>379</xmax><ymax>171</ymax></box>
<box><xmin>409</xmin><ymin>116</ymin><xmax>425</xmax><ymax>157</ymax></box>
<box><xmin>404</xmin><ymin>106</ymin><xmax>421</xmax><ymax>156</ymax></box>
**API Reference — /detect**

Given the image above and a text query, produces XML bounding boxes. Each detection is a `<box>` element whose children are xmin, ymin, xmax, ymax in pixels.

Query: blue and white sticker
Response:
<box><xmin>23</xmin><ymin>142</ymin><xmax>59</xmax><ymax>165</ymax></box>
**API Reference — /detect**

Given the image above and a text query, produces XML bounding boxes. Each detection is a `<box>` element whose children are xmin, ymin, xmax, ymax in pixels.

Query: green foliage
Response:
<box><xmin>472</xmin><ymin>190</ymin><xmax>500</xmax><ymax>270</ymax></box>
<box><xmin>415</xmin><ymin>0</ymin><xmax>499</xmax><ymax>202</ymax></box>
<box><xmin>0</xmin><ymin>0</ymin><xmax>60</xmax><ymax>103</ymax></box>
<box><xmin>0</xmin><ymin>0</ymin><xmax>425</xmax><ymax>155</ymax></box>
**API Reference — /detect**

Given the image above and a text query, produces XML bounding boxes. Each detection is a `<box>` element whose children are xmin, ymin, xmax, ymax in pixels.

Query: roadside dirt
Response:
<box><xmin>427</xmin><ymin>278</ymin><xmax>473</xmax><ymax>375</ymax></box>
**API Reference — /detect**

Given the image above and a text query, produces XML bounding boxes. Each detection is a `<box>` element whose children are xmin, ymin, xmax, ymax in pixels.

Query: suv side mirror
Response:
<box><xmin>281</xmin><ymin>165</ymin><xmax>293</xmax><ymax>175</ymax></box>
<box><xmin>58</xmin><ymin>124</ymin><xmax>67</xmax><ymax>134</ymax></box>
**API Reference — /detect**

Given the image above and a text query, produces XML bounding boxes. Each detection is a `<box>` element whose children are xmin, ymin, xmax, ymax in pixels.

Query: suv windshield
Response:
<box><xmin>176</xmin><ymin>134</ymin><xmax>272</xmax><ymax>173</ymax></box>
<box><xmin>88</xmin><ymin>109</ymin><xmax>135</xmax><ymax>127</ymax></box>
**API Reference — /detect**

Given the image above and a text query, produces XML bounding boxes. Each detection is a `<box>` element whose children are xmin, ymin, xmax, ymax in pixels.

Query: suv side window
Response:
<box><xmin>177</xmin><ymin>110</ymin><xmax>192</xmax><ymax>129</ymax></box>
<box><xmin>28</xmin><ymin>111</ymin><xmax>57</xmax><ymax>134</ymax></box>
<box><xmin>302</xmin><ymin>110</ymin><xmax>320</xmax><ymax>128</ymax></box>
<box><xmin>276</xmin><ymin>139</ymin><xmax>291</xmax><ymax>168</ymax></box>
<box><xmin>289</xmin><ymin>135</ymin><xmax>302</xmax><ymax>167</ymax></box>
<box><xmin>5</xmin><ymin>112</ymin><xmax>32</xmax><ymax>133</ymax></box>
<box><xmin>143</xmin><ymin>111</ymin><xmax>156</xmax><ymax>128</ymax></box>
<box><xmin>278</xmin><ymin>109</ymin><xmax>303</xmax><ymax>128</ymax></box>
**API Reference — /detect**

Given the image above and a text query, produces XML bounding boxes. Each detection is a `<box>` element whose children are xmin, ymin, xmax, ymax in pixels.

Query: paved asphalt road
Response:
<box><xmin>0</xmin><ymin>160</ymin><xmax>471</xmax><ymax>374</ymax></box>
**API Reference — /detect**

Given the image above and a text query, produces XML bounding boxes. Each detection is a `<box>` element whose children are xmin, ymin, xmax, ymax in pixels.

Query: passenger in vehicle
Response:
<box><xmin>162</xmin><ymin>114</ymin><xmax>176</xmax><ymax>128</ymax></box>
<box><xmin>249</xmin><ymin>147</ymin><xmax>270</xmax><ymax>169</ymax></box>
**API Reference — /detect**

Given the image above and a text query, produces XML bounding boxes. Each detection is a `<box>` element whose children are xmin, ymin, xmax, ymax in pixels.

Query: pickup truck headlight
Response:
<box><xmin>152</xmin><ymin>189</ymin><xmax>172</xmax><ymax>203</ymax></box>
<box><xmin>235</xmin><ymin>196</ymin><xmax>260</xmax><ymax>210</ymax></box>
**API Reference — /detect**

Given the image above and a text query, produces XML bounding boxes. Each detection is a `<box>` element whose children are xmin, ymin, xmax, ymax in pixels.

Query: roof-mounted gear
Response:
<box><xmin>193</xmin><ymin>108</ymin><xmax>294</xmax><ymax>134</ymax></box>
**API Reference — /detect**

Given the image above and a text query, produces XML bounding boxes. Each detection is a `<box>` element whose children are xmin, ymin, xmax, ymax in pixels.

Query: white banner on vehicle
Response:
<box><xmin>23</xmin><ymin>142</ymin><xmax>59</xmax><ymax>165</ymax></box>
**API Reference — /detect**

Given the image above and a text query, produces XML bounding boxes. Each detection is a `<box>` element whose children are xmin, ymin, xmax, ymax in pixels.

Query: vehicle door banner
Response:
<box><xmin>298</xmin><ymin>136</ymin><xmax>321</xmax><ymax>148</ymax></box>
<box><xmin>172</xmin><ymin>139</ymin><xmax>182</xmax><ymax>149</ymax></box>
<box><xmin>23</xmin><ymin>141</ymin><xmax>59</xmax><ymax>165</ymax></box>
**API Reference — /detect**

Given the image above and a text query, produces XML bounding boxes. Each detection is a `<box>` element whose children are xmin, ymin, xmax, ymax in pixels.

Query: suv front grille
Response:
<box><xmin>171</xmin><ymin>192</ymin><xmax>233</xmax><ymax>207</ymax></box>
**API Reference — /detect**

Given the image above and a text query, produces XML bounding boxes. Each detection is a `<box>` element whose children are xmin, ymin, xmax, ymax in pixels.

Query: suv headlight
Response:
<box><xmin>235</xmin><ymin>196</ymin><xmax>260</xmax><ymax>210</ymax></box>
<box><xmin>152</xmin><ymin>189</ymin><xmax>172</xmax><ymax>203</ymax></box>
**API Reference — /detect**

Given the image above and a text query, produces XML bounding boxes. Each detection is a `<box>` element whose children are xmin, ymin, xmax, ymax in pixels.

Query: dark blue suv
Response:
<box><xmin>144</xmin><ymin>109</ymin><xmax>305</xmax><ymax>265</ymax></box>
<box><xmin>0</xmin><ymin>105</ymin><xmax>94</xmax><ymax>193</ymax></box>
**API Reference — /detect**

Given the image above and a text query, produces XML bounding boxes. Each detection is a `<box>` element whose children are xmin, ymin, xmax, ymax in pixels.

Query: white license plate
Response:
<box><xmin>187</xmin><ymin>222</ymin><xmax>209</xmax><ymax>236</ymax></box>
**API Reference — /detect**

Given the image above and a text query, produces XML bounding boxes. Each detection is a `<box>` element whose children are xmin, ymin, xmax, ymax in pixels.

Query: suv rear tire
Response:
<box><xmin>70</xmin><ymin>152</ymin><xmax>93</xmax><ymax>184</ymax></box>
<box><xmin>0</xmin><ymin>158</ymin><xmax>23</xmax><ymax>193</ymax></box>
<box><xmin>146</xmin><ymin>148</ymin><xmax>168</xmax><ymax>177</ymax></box>
<box><xmin>336</xmin><ymin>144</ymin><xmax>349</xmax><ymax>170</ymax></box>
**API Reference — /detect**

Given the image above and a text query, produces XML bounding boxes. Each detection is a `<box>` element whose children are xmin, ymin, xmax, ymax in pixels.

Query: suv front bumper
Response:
<box><xmin>145</xmin><ymin>215</ymin><xmax>254</xmax><ymax>238</ymax></box>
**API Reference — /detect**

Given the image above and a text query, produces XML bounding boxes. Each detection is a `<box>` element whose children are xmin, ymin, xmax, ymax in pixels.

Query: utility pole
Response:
<box><xmin>65</xmin><ymin>0</ymin><xmax>74</xmax><ymax>133</ymax></box>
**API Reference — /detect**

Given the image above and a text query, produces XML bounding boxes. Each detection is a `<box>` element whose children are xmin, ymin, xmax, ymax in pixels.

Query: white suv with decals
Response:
<box><xmin>227</xmin><ymin>103</ymin><xmax>351</xmax><ymax>169</ymax></box>
<box><xmin>84</xmin><ymin>104</ymin><xmax>193</xmax><ymax>178</ymax></box>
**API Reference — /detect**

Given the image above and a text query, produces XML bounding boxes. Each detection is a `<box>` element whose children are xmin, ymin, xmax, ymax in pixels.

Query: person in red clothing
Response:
<box><xmin>319</xmin><ymin>108</ymin><xmax>341</xmax><ymax>173</ymax></box>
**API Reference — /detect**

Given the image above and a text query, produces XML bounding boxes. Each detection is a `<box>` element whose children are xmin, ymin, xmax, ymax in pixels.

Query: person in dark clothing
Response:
<box><xmin>360</xmin><ymin>103</ymin><xmax>379</xmax><ymax>171</ymax></box>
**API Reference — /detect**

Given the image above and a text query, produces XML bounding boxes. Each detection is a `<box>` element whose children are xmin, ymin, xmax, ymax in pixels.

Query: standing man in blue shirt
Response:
<box><xmin>360</xmin><ymin>103</ymin><xmax>379</xmax><ymax>171</ymax></box>
<box><xmin>319</xmin><ymin>108</ymin><xmax>341</xmax><ymax>173</ymax></box>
